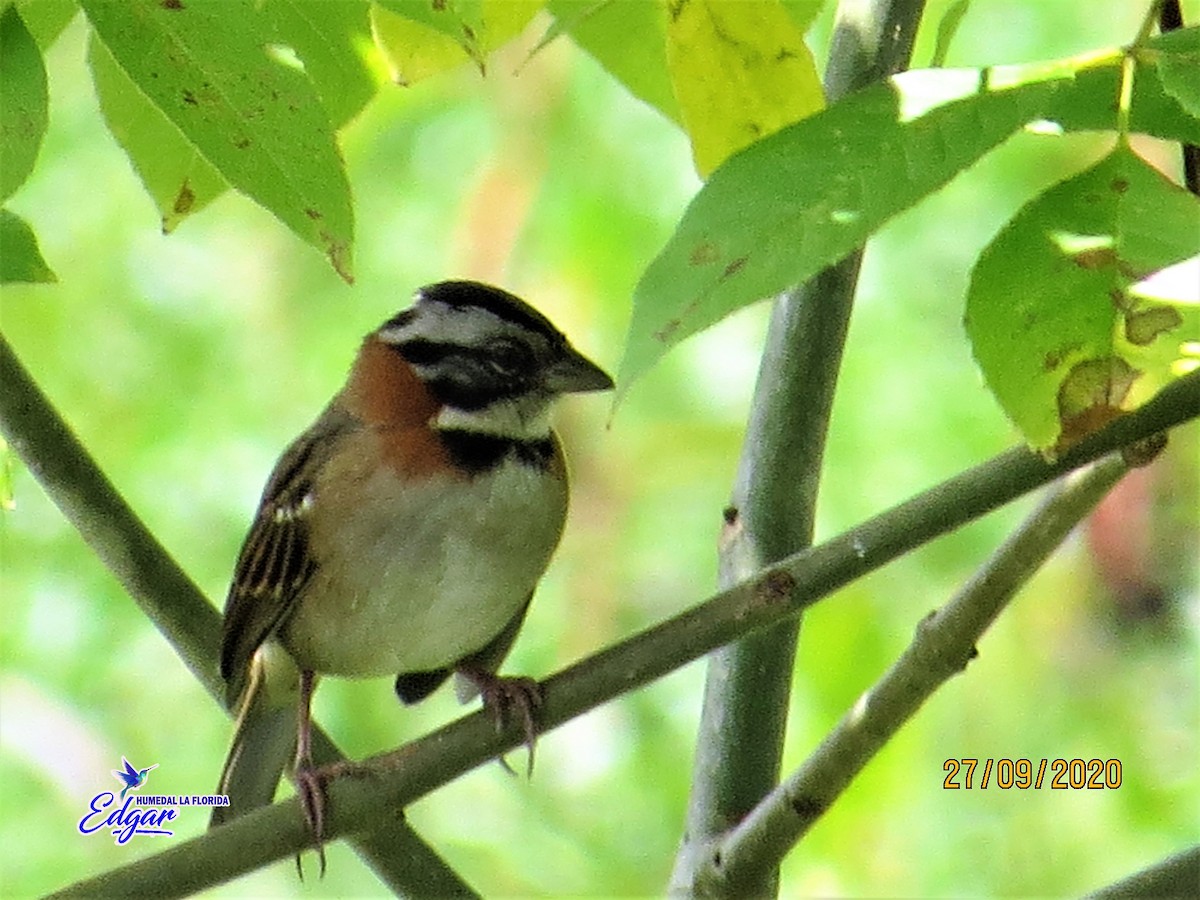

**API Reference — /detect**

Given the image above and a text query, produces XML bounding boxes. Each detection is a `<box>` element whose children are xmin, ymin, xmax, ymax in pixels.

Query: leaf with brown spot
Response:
<box><xmin>1071</xmin><ymin>247</ymin><xmax>1117</xmax><ymax>270</ymax></box>
<box><xmin>967</xmin><ymin>144</ymin><xmax>1199</xmax><ymax>451</ymax></box>
<box><xmin>1124</xmin><ymin>305</ymin><xmax>1183</xmax><ymax>346</ymax></box>
<box><xmin>721</xmin><ymin>256</ymin><xmax>748</xmax><ymax>280</ymax></box>
<box><xmin>689</xmin><ymin>242</ymin><xmax>719</xmax><ymax>266</ymax></box>
<box><xmin>88</xmin><ymin>33</ymin><xmax>226</xmax><ymax>234</ymax></box>
<box><xmin>172</xmin><ymin>180</ymin><xmax>194</xmax><ymax>215</ymax></box>
<box><xmin>1054</xmin><ymin>356</ymin><xmax>1138</xmax><ymax>454</ymax></box>
<box><xmin>82</xmin><ymin>0</ymin><xmax>354</xmax><ymax>281</ymax></box>
<box><xmin>665</xmin><ymin>0</ymin><xmax>823</xmax><ymax>176</ymax></box>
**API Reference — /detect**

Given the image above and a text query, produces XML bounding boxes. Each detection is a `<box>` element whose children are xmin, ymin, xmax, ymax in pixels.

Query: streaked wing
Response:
<box><xmin>218</xmin><ymin>403</ymin><xmax>354</xmax><ymax>706</ymax></box>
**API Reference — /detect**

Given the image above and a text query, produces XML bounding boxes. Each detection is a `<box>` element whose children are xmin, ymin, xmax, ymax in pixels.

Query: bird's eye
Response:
<box><xmin>486</xmin><ymin>338</ymin><xmax>534</xmax><ymax>377</ymax></box>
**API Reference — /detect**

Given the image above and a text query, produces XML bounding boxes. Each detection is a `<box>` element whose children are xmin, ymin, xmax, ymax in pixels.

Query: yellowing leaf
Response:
<box><xmin>371</xmin><ymin>0</ymin><xmax>539</xmax><ymax>85</ymax></box>
<box><xmin>666</xmin><ymin>0</ymin><xmax>824</xmax><ymax>177</ymax></box>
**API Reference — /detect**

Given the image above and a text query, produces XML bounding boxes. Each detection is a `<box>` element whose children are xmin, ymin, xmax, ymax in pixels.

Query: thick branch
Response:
<box><xmin>0</xmin><ymin>334</ymin><xmax>478</xmax><ymax>898</ymax></box>
<box><xmin>672</xmin><ymin>1</ymin><xmax>925</xmax><ymax>894</ymax></box>
<box><xmin>1084</xmin><ymin>845</ymin><xmax>1200</xmax><ymax>899</ymax></box>
<box><xmin>49</xmin><ymin>369</ymin><xmax>1200</xmax><ymax>896</ymax></box>
<box><xmin>700</xmin><ymin>456</ymin><xmax>1129</xmax><ymax>890</ymax></box>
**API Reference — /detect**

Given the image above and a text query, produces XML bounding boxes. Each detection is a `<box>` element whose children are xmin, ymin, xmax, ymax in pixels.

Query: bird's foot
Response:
<box><xmin>458</xmin><ymin>669</ymin><xmax>544</xmax><ymax>776</ymax></box>
<box><xmin>294</xmin><ymin>762</ymin><xmax>328</xmax><ymax>879</ymax></box>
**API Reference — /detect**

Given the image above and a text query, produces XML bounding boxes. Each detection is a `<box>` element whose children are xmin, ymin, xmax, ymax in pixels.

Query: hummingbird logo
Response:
<box><xmin>112</xmin><ymin>757</ymin><xmax>157</xmax><ymax>800</ymax></box>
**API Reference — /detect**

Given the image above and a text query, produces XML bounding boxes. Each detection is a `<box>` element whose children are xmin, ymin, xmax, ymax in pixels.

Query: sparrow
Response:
<box><xmin>208</xmin><ymin>281</ymin><xmax>612</xmax><ymax>853</ymax></box>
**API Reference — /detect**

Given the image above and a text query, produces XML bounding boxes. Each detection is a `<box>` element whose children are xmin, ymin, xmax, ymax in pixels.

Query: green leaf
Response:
<box><xmin>88</xmin><ymin>33</ymin><xmax>227</xmax><ymax>233</ymax></box>
<box><xmin>14</xmin><ymin>0</ymin><xmax>77</xmax><ymax>50</ymax></box>
<box><xmin>0</xmin><ymin>5</ymin><xmax>48</xmax><ymax>203</ymax></box>
<box><xmin>264</xmin><ymin>0</ymin><xmax>382</xmax><ymax>127</ymax></box>
<box><xmin>1152</xmin><ymin>25</ymin><xmax>1200</xmax><ymax>119</ymax></box>
<box><xmin>780</xmin><ymin>0</ymin><xmax>824</xmax><ymax>33</ymax></box>
<box><xmin>665</xmin><ymin>0</ymin><xmax>824</xmax><ymax>177</ymax></box>
<box><xmin>617</xmin><ymin>33</ymin><xmax>1200</xmax><ymax>396</ymax></box>
<box><xmin>966</xmin><ymin>145</ymin><xmax>1200</xmax><ymax>454</ymax></box>
<box><xmin>374</xmin><ymin>0</ymin><xmax>488</xmax><ymax>72</ymax></box>
<box><xmin>618</xmin><ymin>63</ymin><xmax>1070</xmax><ymax>395</ymax></box>
<box><xmin>371</xmin><ymin>0</ymin><xmax>537</xmax><ymax>85</ymax></box>
<box><xmin>80</xmin><ymin>0</ymin><xmax>354</xmax><ymax>281</ymax></box>
<box><xmin>0</xmin><ymin>208</ymin><xmax>56</xmax><ymax>283</ymax></box>
<box><xmin>545</xmin><ymin>0</ymin><xmax>682</xmax><ymax>125</ymax></box>
<box><xmin>1038</xmin><ymin>30</ymin><xmax>1200</xmax><ymax>144</ymax></box>
<box><xmin>930</xmin><ymin>0</ymin><xmax>971</xmax><ymax>68</ymax></box>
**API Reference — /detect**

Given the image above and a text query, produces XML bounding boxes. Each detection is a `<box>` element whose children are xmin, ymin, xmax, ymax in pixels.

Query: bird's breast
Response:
<box><xmin>279</xmin><ymin>427</ymin><xmax>569</xmax><ymax>677</ymax></box>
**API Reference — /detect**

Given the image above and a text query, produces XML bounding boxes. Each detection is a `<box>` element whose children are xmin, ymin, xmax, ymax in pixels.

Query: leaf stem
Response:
<box><xmin>1118</xmin><ymin>0</ymin><xmax>1167</xmax><ymax>141</ymax></box>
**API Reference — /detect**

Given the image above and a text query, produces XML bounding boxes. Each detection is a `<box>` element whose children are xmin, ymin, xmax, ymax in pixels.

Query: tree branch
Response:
<box><xmin>48</xmin><ymin>368</ymin><xmax>1200</xmax><ymax>896</ymax></box>
<box><xmin>698</xmin><ymin>455</ymin><xmax>1130</xmax><ymax>890</ymax></box>
<box><xmin>0</xmin><ymin>334</ymin><xmax>479</xmax><ymax>898</ymax></box>
<box><xmin>1083</xmin><ymin>845</ymin><xmax>1200</xmax><ymax>899</ymax></box>
<box><xmin>672</xmin><ymin>0</ymin><xmax>925</xmax><ymax>894</ymax></box>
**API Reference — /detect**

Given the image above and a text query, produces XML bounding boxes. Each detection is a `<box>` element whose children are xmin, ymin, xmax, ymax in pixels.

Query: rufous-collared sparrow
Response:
<box><xmin>208</xmin><ymin>281</ymin><xmax>611</xmax><ymax>848</ymax></box>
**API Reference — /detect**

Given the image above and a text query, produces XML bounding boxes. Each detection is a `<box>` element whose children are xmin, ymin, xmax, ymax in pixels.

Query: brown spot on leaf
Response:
<box><xmin>1111</xmin><ymin>177</ymin><xmax>1129</xmax><ymax>194</ymax></box>
<box><xmin>653</xmin><ymin>318</ymin><xmax>682</xmax><ymax>343</ymax></box>
<box><xmin>161</xmin><ymin>0</ymin><xmax>184</xmax><ymax>9</ymax></box>
<box><xmin>1055</xmin><ymin>356</ymin><xmax>1139</xmax><ymax>453</ymax></box>
<box><xmin>326</xmin><ymin>236</ymin><xmax>354</xmax><ymax>285</ymax></box>
<box><xmin>1124</xmin><ymin>305</ymin><xmax>1182</xmax><ymax>346</ymax></box>
<box><xmin>721</xmin><ymin>256</ymin><xmax>748</xmax><ymax>280</ymax></box>
<box><xmin>173</xmin><ymin>180</ymin><xmax>195</xmax><ymax>215</ymax></box>
<box><xmin>1042</xmin><ymin>343</ymin><xmax>1080</xmax><ymax>372</ymax></box>
<box><xmin>182</xmin><ymin>88</ymin><xmax>197</xmax><ymax>105</ymax></box>
<box><xmin>667</xmin><ymin>0</ymin><xmax>688</xmax><ymax>21</ymax></box>
<box><xmin>1109</xmin><ymin>288</ymin><xmax>1128</xmax><ymax>310</ymax></box>
<box><xmin>234</xmin><ymin>137</ymin><xmax>251</xmax><ymax>149</ymax></box>
<box><xmin>722</xmin><ymin>505</ymin><xmax>739</xmax><ymax>525</ymax></box>
<box><xmin>1071</xmin><ymin>247</ymin><xmax>1117</xmax><ymax>270</ymax></box>
<box><xmin>689</xmin><ymin>242</ymin><xmax>719</xmax><ymax>266</ymax></box>
<box><xmin>304</xmin><ymin>207</ymin><xmax>322</xmax><ymax>221</ymax></box>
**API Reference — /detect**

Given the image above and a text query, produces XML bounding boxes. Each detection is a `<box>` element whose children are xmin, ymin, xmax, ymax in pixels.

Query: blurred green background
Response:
<box><xmin>2</xmin><ymin>2</ymin><xmax>1197</xmax><ymax>897</ymax></box>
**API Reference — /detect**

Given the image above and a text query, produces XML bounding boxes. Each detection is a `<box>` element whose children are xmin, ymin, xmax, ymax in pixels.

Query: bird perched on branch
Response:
<box><xmin>209</xmin><ymin>281</ymin><xmax>611</xmax><ymax>860</ymax></box>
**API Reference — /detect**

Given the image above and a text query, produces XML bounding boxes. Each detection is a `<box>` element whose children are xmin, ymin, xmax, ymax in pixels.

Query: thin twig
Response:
<box><xmin>700</xmin><ymin>456</ymin><xmax>1129</xmax><ymax>889</ymax></box>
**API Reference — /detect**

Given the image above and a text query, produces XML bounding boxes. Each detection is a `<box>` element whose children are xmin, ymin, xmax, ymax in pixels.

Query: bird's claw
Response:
<box><xmin>464</xmin><ymin>671</ymin><xmax>543</xmax><ymax>776</ymax></box>
<box><xmin>294</xmin><ymin>764</ymin><xmax>328</xmax><ymax>879</ymax></box>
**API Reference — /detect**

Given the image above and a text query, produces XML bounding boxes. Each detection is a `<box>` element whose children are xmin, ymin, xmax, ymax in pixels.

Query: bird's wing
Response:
<box><xmin>218</xmin><ymin>402</ymin><xmax>357</xmax><ymax>708</ymax></box>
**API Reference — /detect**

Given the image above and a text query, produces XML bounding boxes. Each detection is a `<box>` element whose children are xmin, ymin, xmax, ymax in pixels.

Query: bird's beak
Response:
<box><xmin>544</xmin><ymin>346</ymin><xmax>614</xmax><ymax>394</ymax></box>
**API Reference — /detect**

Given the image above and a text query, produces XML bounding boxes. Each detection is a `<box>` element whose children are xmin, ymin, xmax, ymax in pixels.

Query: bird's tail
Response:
<box><xmin>210</xmin><ymin>643</ymin><xmax>301</xmax><ymax>829</ymax></box>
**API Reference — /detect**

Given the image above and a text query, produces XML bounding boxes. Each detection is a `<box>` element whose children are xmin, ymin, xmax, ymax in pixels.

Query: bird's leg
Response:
<box><xmin>292</xmin><ymin>669</ymin><xmax>327</xmax><ymax>878</ymax></box>
<box><xmin>457</xmin><ymin>667</ymin><xmax>544</xmax><ymax>776</ymax></box>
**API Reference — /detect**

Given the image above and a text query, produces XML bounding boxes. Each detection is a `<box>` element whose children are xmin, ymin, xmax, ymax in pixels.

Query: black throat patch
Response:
<box><xmin>438</xmin><ymin>429</ymin><xmax>556</xmax><ymax>475</ymax></box>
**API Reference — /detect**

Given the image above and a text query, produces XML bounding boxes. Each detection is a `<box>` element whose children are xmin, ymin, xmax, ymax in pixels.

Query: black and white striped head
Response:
<box><xmin>376</xmin><ymin>281</ymin><xmax>612</xmax><ymax>437</ymax></box>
